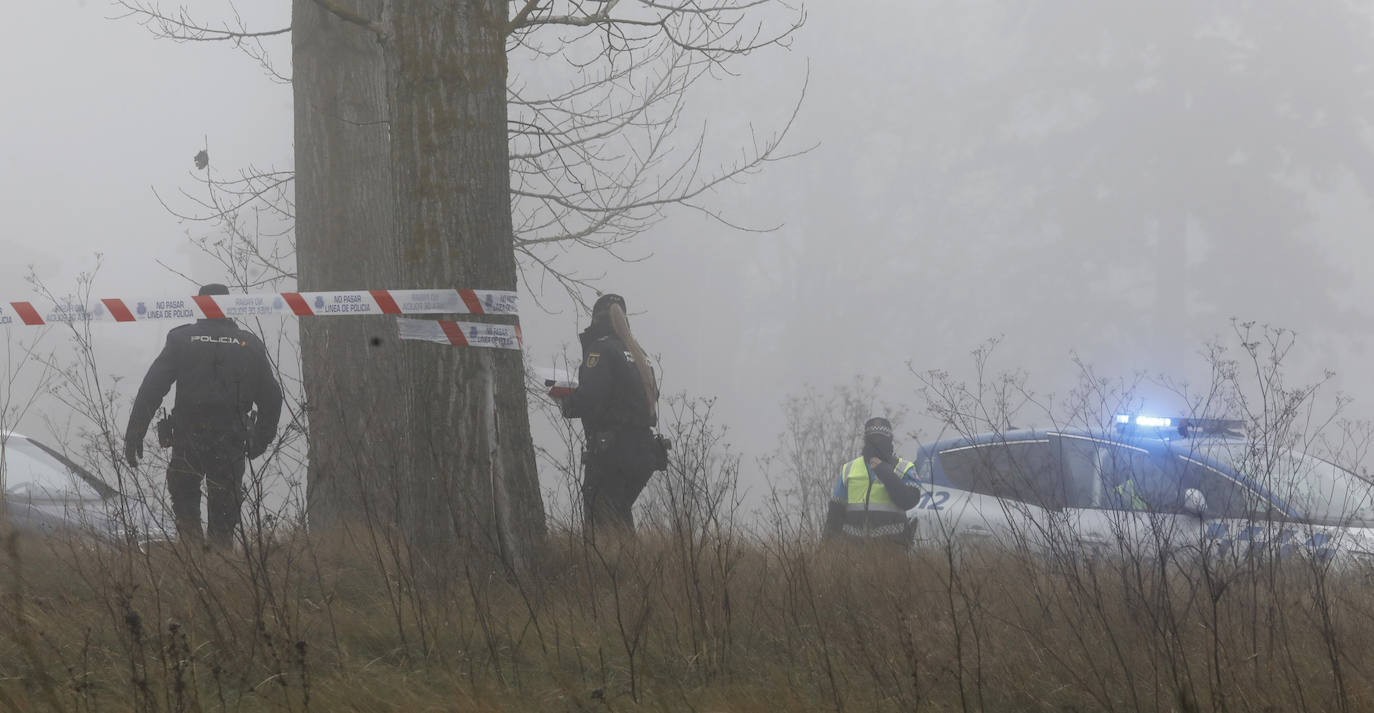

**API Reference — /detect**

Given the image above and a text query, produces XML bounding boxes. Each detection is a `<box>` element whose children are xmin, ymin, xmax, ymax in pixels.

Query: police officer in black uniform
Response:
<box><xmin>557</xmin><ymin>293</ymin><xmax>662</xmax><ymax>533</ymax></box>
<box><xmin>124</xmin><ymin>284</ymin><xmax>283</xmax><ymax>549</ymax></box>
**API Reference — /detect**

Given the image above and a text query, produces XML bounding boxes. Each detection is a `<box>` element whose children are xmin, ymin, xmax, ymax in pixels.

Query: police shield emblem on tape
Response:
<box><xmin>394</xmin><ymin>317</ymin><xmax>523</xmax><ymax>351</ymax></box>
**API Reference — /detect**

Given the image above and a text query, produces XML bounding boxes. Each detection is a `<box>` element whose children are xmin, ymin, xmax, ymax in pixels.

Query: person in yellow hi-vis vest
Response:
<box><xmin>822</xmin><ymin>417</ymin><xmax>924</xmax><ymax>546</ymax></box>
<box><xmin>1113</xmin><ymin>476</ymin><xmax>1150</xmax><ymax>510</ymax></box>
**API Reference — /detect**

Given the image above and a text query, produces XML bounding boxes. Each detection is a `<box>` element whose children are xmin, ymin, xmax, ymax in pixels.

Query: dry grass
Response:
<box><xmin>1</xmin><ymin>521</ymin><xmax>1372</xmax><ymax>713</ymax></box>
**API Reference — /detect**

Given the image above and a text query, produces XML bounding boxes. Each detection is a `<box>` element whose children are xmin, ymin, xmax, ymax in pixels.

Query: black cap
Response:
<box><xmin>592</xmin><ymin>293</ymin><xmax>626</xmax><ymax>315</ymax></box>
<box><xmin>198</xmin><ymin>283</ymin><xmax>230</xmax><ymax>296</ymax></box>
<box><xmin>863</xmin><ymin>417</ymin><xmax>893</xmax><ymax>439</ymax></box>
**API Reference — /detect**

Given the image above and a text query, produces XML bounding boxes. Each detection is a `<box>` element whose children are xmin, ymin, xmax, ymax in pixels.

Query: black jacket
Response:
<box><xmin>125</xmin><ymin>318</ymin><xmax>282</xmax><ymax>454</ymax></box>
<box><xmin>560</xmin><ymin>327</ymin><xmax>654</xmax><ymax>437</ymax></box>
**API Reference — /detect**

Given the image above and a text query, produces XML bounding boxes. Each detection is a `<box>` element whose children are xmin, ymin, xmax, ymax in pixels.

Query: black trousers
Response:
<box><xmin>167</xmin><ymin>430</ymin><xmax>245</xmax><ymax>549</ymax></box>
<box><xmin>582</xmin><ymin>430</ymin><xmax>655</xmax><ymax>534</ymax></box>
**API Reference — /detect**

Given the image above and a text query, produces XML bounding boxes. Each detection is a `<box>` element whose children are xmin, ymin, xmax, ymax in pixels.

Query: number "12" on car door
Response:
<box><xmin>917</xmin><ymin>492</ymin><xmax>949</xmax><ymax>511</ymax></box>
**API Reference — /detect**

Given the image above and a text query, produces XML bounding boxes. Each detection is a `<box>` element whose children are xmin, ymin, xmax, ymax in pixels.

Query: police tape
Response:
<box><xmin>395</xmin><ymin>317</ymin><xmax>523</xmax><ymax>351</ymax></box>
<box><xmin>0</xmin><ymin>288</ymin><xmax>518</xmax><ymax>326</ymax></box>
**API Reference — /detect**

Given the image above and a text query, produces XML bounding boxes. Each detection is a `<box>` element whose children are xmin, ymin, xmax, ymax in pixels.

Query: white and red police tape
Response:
<box><xmin>0</xmin><ymin>288</ymin><xmax>522</xmax><ymax>350</ymax></box>
<box><xmin>395</xmin><ymin>317</ymin><xmax>522</xmax><ymax>351</ymax></box>
<box><xmin>0</xmin><ymin>289</ymin><xmax>516</xmax><ymax>324</ymax></box>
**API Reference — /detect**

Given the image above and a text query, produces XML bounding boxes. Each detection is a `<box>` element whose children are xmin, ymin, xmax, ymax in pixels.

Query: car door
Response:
<box><xmin>915</xmin><ymin>437</ymin><xmax>1059</xmax><ymax>551</ymax></box>
<box><xmin>1168</xmin><ymin>445</ymin><xmax>1341</xmax><ymax>564</ymax></box>
<box><xmin>1049</xmin><ymin>433</ymin><xmax>1200</xmax><ymax>560</ymax></box>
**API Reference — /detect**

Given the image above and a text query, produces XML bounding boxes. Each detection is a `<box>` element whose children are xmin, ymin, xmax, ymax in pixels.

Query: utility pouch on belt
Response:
<box><xmin>651</xmin><ymin>433</ymin><xmax>671</xmax><ymax>472</ymax></box>
<box><xmin>156</xmin><ymin>409</ymin><xmax>173</xmax><ymax>448</ymax></box>
<box><xmin>589</xmin><ymin>431</ymin><xmax>615</xmax><ymax>455</ymax></box>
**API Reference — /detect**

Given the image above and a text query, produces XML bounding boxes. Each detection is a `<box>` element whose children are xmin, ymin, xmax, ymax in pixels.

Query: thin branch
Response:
<box><xmin>111</xmin><ymin>1</ymin><xmax>292</xmax><ymax>82</ymax></box>
<box><xmin>507</xmin><ymin>0</ymin><xmax>546</xmax><ymax>35</ymax></box>
<box><xmin>312</xmin><ymin>0</ymin><xmax>387</xmax><ymax>37</ymax></box>
<box><xmin>110</xmin><ymin>2</ymin><xmax>290</xmax><ymax>40</ymax></box>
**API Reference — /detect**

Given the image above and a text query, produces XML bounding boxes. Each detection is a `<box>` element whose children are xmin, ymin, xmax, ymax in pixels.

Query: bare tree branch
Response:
<box><xmin>111</xmin><ymin>1</ymin><xmax>292</xmax><ymax>82</ymax></box>
<box><xmin>311</xmin><ymin>0</ymin><xmax>387</xmax><ymax>37</ymax></box>
<box><xmin>125</xmin><ymin>0</ymin><xmax>806</xmax><ymax>305</ymax></box>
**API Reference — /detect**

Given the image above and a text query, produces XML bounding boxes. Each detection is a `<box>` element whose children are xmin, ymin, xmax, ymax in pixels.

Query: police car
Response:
<box><xmin>907</xmin><ymin>416</ymin><xmax>1374</xmax><ymax>565</ymax></box>
<box><xmin>1</xmin><ymin>433</ymin><xmax>169</xmax><ymax>543</ymax></box>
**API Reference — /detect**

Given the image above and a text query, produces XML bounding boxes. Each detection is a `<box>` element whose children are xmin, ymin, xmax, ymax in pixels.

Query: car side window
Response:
<box><xmin>938</xmin><ymin>440</ymin><xmax>1063</xmax><ymax>509</ymax></box>
<box><xmin>1174</xmin><ymin>456</ymin><xmax>1267</xmax><ymax>519</ymax></box>
<box><xmin>1055</xmin><ymin>436</ymin><xmax>1179</xmax><ymax>512</ymax></box>
<box><xmin>1054</xmin><ymin>436</ymin><xmax>1100</xmax><ymax>508</ymax></box>
<box><xmin>1097</xmin><ymin>446</ymin><xmax>1183</xmax><ymax>512</ymax></box>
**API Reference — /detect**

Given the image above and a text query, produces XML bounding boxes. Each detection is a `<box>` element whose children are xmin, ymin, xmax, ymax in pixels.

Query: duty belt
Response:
<box><xmin>842</xmin><ymin>521</ymin><xmax>908</xmax><ymax>537</ymax></box>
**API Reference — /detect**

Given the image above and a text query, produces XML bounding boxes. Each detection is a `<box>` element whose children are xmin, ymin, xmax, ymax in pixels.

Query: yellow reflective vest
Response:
<box><xmin>1114</xmin><ymin>479</ymin><xmax>1148</xmax><ymax>510</ymax></box>
<box><xmin>832</xmin><ymin>456</ymin><xmax>919</xmax><ymax>540</ymax></box>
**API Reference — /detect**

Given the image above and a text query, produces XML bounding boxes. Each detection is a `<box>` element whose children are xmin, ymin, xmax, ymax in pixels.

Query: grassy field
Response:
<box><xmin>1</xmin><ymin>522</ymin><xmax>1371</xmax><ymax>713</ymax></box>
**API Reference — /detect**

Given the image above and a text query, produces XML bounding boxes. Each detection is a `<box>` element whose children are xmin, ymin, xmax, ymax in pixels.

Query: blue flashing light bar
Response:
<box><xmin>1113</xmin><ymin>414</ymin><xmax>1244</xmax><ymax>437</ymax></box>
<box><xmin>1114</xmin><ymin>414</ymin><xmax>1172</xmax><ymax>428</ymax></box>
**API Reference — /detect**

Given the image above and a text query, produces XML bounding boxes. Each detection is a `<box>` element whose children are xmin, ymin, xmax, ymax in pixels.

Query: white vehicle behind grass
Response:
<box><xmin>906</xmin><ymin>416</ymin><xmax>1374</xmax><ymax>567</ymax></box>
<box><xmin>1</xmin><ymin>432</ymin><xmax>170</xmax><ymax>545</ymax></box>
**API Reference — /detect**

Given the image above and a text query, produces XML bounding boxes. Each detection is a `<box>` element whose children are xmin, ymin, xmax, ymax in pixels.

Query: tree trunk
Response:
<box><xmin>385</xmin><ymin>0</ymin><xmax>545</xmax><ymax>565</ymax></box>
<box><xmin>293</xmin><ymin>0</ymin><xmax>407</xmax><ymax>531</ymax></box>
<box><xmin>294</xmin><ymin>0</ymin><xmax>546</xmax><ymax>567</ymax></box>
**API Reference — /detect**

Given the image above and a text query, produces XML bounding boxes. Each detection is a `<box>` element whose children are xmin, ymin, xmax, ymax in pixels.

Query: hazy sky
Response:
<box><xmin>3</xmin><ymin>1</ymin><xmax>294</xmax><ymax>424</ymax></box>
<box><xmin>6</xmin><ymin>1</ymin><xmax>1374</xmax><ymax>509</ymax></box>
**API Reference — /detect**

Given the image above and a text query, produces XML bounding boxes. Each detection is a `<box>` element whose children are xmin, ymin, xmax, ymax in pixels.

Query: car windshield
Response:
<box><xmin>1192</xmin><ymin>441</ymin><xmax>1374</xmax><ymax>526</ymax></box>
<box><xmin>1</xmin><ymin>436</ymin><xmax>105</xmax><ymax>501</ymax></box>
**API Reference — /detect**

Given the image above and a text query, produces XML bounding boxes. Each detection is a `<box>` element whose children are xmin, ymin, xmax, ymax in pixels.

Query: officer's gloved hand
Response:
<box><xmin>864</xmin><ymin>434</ymin><xmax>896</xmax><ymax>464</ymax></box>
<box><xmin>125</xmin><ymin>439</ymin><xmax>142</xmax><ymax>468</ymax></box>
<box><xmin>878</xmin><ymin>443</ymin><xmax>896</xmax><ymax>464</ymax></box>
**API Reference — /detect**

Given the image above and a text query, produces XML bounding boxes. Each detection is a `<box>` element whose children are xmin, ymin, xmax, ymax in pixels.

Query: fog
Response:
<box><xmin>5</xmin><ymin>1</ymin><xmax>1374</xmax><ymax>511</ymax></box>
